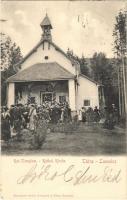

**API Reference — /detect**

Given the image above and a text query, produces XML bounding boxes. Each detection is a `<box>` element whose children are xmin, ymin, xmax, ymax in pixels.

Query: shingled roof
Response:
<box><xmin>40</xmin><ymin>14</ymin><xmax>53</xmax><ymax>29</ymax></box>
<box><xmin>7</xmin><ymin>62</ymin><xmax>74</xmax><ymax>82</ymax></box>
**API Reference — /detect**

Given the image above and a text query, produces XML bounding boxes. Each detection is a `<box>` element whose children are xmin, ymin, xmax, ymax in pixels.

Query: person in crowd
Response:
<box><xmin>1</xmin><ymin>107</ymin><xmax>11</xmax><ymax>142</ymax></box>
<box><xmin>108</xmin><ymin>105</ymin><xmax>116</xmax><ymax>129</ymax></box>
<box><xmin>111</xmin><ymin>104</ymin><xmax>118</xmax><ymax>125</ymax></box>
<box><xmin>103</xmin><ymin>106</ymin><xmax>109</xmax><ymax>128</ymax></box>
<box><xmin>103</xmin><ymin>105</ymin><xmax>115</xmax><ymax>130</ymax></box>
<box><xmin>33</xmin><ymin>107</ymin><xmax>48</xmax><ymax>149</ymax></box>
<box><xmin>9</xmin><ymin>105</ymin><xmax>15</xmax><ymax>135</ymax></box>
<box><xmin>60</xmin><ymin>106</ymin><xmax>65</xmax><ymax>123</ymax></box>
<box><xmin>63</xmin><ymin>106</ymin><xmax>69</xmax><ymax>123</ymax></box>
<box><xmin>55</xmin><ymin>104</ymin><xmax>62</xmax><ymax>123</ymax></box>
<box><xmin>81</xmin><ymin>107</ymin><xmax>86</xmax><ymax>122</ymax></box>
<box><xmin>86</xmin><ymin>107</ymin><xmax>94</xmax><ymax>125</ymax></box>
<box><xmin>13</xmin><ymin>104</ymin><xmax>23</xmax><ymax>140</ymax></box>
<box><xmin>22</xmin><ymin>104</ymin><xmax>30</xmax><ymax>129</ymax></box>
<box><xmin>9</xmin><ymin>105</ymin><xmax>15</xmax><ymax>128</ymax></box>
<box><xmin>28</xmin><ymin>104</ymin><xmax>37</xmax><ymax>133</ymax></box>
<box><xmin>42</xmin><ymin>106</ymin><xmax>51</xmax><ymax>122</ymax></box>
<box><xmin>94</xmin><ymin>106</ymin><xmax>100</xmax><ymax>122</ymax></box>
<box><xmin>67</xmin><ymin>105</ymin><xmax>72</xmax><ymax>122</ymax></box>
<box><xmin>50</xmin><ymin>104</ymin><xmax>59</xmax><ymax>123</ymax></box>
<box><xmin>78</xmin><ymin>109</ymin><xmax>82</xmax><ymax>121</ymax></box>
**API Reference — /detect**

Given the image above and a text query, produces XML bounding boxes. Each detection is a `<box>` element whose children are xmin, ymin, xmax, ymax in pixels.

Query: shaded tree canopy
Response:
<box><xmin>91</xmin><ymin>52</ymin><xmax>112</xmax><ymax>84</ymax></box>
<box><xmin>66</xmin><ymin>49</ymin><xmax>119</xmax><ymax>107</ymax></box>
<box><xmin>91</xmin><ymin>52</ymin><xmax>119</xmax><ymax>107</ymax></box>
<box><xmin>79</xmin><ymin>54</ymin><xmax>90</xmax><ymax>76</ymax></box>
<box><xmin>67</xmin><ymin>48</ymin><xmax>90</xmax><ymax>77</ymax></box>
<box><xmin>1</xmin><ymin>34</ymin><xmax>22</xmax><ymax>76</ymax></box>
<box><xmin>1</xmin><ymin>34</ymin><xmax>23</xmax><ymax>105</ymax></box>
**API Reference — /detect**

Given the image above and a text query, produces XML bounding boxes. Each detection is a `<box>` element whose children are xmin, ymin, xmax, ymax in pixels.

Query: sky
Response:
<box><xmin>1</xmin><ymin>1</ymin><xmax>126</xmax><ymax>58</ymax></box>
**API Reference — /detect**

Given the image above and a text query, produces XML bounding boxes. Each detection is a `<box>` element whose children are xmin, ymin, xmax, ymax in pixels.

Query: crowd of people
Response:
<box><xmin>1</xmin><ymin>101</ymin><xmax>119</xmax><ymax>142</ymax></box>
<box><xmin>1</xmin><ymin>101</ymin><xmax>71</xmax><ymax>142</ymax></box>
<box><xmin>79</xmin><ymin>106</ymin><xmax>101</xmax><ymax>123</ymax></box>
<box><xmin>79</xmin><ymin>104</ymin><xmax>118</xmax><ymax>127</ymax></box>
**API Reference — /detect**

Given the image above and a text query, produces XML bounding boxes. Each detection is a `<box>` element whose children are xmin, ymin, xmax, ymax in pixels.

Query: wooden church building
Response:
<box><xmin>7</xmin><ymin>14</ymin><xmax>104</xmax><ymax>115</ymax></box>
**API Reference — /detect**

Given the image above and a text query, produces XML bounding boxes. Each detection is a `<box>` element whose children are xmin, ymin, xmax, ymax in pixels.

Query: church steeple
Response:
<box><xmin>40</xmin><ymin>13</ymin><xmax>53</xmax><ymax>41</ymax></box>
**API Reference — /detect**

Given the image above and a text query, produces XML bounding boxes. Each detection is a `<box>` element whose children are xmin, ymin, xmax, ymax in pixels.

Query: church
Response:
<box><xmin>7</xmin><ymin>14</ymin><xmax>104</xmax><ymax>116</ymax></box>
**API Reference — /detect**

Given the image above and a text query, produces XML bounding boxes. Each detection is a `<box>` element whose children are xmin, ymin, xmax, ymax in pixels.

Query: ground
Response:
<box><xmin>1</xmin><ymin>123</ymin><xmax>126</xmax><ymax>155</ymax></box>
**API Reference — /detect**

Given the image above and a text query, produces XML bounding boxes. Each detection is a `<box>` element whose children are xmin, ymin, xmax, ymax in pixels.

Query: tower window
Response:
<box><xmin>45</xmin><ymin>56</ymin><xmax>49</xmax><ymax>60</ymax></box>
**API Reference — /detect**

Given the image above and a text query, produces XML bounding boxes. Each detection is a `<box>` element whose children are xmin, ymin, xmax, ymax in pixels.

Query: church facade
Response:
<box><xmin>7</xmin><ymin>14</ymin><xmax>104</xmax><ymax>115</ymax></box>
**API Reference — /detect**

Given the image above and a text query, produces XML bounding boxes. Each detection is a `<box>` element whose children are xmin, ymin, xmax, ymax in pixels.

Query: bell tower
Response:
<box><xmin>40</xmin><ymin>13</ymin><xmax>53</xmax><ymax>41</ymax></box>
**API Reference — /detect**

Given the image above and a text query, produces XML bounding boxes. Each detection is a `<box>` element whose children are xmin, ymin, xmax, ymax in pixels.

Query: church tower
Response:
<box><xmin>40</xmin><ymin>13</ymin><xmax>53</xmax><ymax>41</ymax></box>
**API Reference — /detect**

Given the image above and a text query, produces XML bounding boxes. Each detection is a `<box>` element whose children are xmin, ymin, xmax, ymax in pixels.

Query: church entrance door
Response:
<box><xmin>40</xmin><ymin>92</ymin><xmax>53</xmax><ymax>104</ymax></box>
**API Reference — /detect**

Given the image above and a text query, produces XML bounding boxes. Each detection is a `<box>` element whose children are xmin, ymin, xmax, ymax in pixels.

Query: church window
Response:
<box><xmin>45</xmin><ymin>56</ymin><xmax>49</xmax><ymax>60</ymax></box>
<box><xmin>42</xmin><ymin>93</ymin><xmax>52</xmax><ymax>102</ymax></box>
<box><xmin>84</xmin><ymin>99</ymin><xmax>90</xmax><ymax>106</ymax></box>
<box><xmin>59</xmin><ymin>96</ymin><xmax>66</xmax><ymax>103</ymax></box>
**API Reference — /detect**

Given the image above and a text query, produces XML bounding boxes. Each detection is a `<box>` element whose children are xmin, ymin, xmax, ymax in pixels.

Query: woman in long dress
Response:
<box><xmin>28</xmin><ymin>104</ymin><xmax>37</xmax><ymax>133</ymax></box>
<box><xmin>1</xmin><ymin>107</ymin><xmax>11</xmax><ymax>142</ymax></box>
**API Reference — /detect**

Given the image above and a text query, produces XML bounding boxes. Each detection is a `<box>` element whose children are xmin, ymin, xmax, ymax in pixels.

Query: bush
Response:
<box><xmin>49</xmin><ymin>121</ymin><xmax>79</xmax><ymax>133</ymax></box>
<box><xmin>30</xmin><ymin>120</ymin><xmax>47</xmax><ymax>149</ymax></box>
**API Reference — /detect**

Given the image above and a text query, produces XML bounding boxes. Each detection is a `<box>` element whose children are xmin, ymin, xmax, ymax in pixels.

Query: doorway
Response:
<box><xmin>40</xmin><ymin>92</ymin><xmax>53</xmax><ymax>104</ymax></box>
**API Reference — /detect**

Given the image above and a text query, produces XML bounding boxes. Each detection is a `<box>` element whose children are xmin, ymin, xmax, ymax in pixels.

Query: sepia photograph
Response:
<box><xmin>0</xmin><ymin>1</ymin><xmax>127</xmax><ymax>156</ymax></box>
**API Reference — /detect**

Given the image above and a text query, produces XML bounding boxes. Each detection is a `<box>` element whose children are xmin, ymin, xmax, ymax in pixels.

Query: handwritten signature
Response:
<box><xmin>17</xmin><ymin>164</ymin><xmax>121</xmax><ymax>185</ymax></box>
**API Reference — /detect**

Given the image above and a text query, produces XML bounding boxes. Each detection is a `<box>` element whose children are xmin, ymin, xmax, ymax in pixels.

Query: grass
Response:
<box><xmin>1</xmin><ymin>123</ymin><xmax>126</xmax><ymax>156</ymax></box>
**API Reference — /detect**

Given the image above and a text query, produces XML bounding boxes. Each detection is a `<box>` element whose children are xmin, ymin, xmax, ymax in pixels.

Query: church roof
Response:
<box><xmin>79</xmin><ymin>74</ymin><xmax>102</xmax><ymax>85</ymax></box>
<box><xmin>7</xmin><ymin>62</ymin><xmax>74</xmax><ymax>82</ymax></box>
<box><xmin>40</xmin><ymin>14</ymin><xmax>52</xmax><ymax>29</ymax></box>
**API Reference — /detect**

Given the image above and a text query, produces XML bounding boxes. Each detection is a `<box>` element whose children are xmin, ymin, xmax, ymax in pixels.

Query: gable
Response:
<box><xmin>19</xmin><ymin>40</ymin><xmax>76</xmax><ymax>75</ymax></box>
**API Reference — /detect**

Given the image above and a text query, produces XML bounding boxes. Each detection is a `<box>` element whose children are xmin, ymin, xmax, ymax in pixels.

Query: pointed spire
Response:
<box><xmin>40</xmin><ymin>13</ymin><xmax>53</xmax><ymax>41</ymax></box>
<box><xmin>40</xmin><ymin>13</ymin><xmax>52</xmax><ymax>30</ymax></box>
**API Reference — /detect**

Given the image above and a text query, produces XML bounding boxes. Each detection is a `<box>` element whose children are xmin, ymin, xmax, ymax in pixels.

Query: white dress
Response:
<box><xmin>29</xmin><ymin>108</ymin><xmax>37</xmax><ymax>131</ymax></box>
<box><xmin>78</xmin><ymin>110</ymin><xmax>82</xmax><ymax>121</ymax></box>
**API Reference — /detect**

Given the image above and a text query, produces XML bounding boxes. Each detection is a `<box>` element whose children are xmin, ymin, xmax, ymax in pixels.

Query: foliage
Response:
<box><xmin>113</xmin><ymin>10</ymin><xmax>127</xmax><ymax>118</ymax></box>
<box><xmin>79</xmin><ymin>55</ymin><xmax>90</xmax><ymax>76</ymax></box>
<box><xmin>0</xmin><ymin>34</ymin><xmax>23</xmax><ymax>105</ymax></box>
<box><xmin>67</xmin><ymin>48</ymin><xmax>90</xmax><ymax>77</ymax></box>
<box><xmin>91</xmin><ymin>52</ymin><xmax>119</xmax><ymax>107</ymax></box>
<box><xmin>113</xmin><ymin>10</ymin><xmax>126</xmax><ymax>57</ymax></box>
<box><xmin>1</xmin><ymin>34</ymin><xmax>22</xmax><ymax>74</ymax></box>
<box><xmin>66</xmin><ymin>48</ymin><xmax>119</xmax><ymax>107</ymax></box>
<box><xmin>91</xmin><ymin>52</ymin><xmax>112</xmax><ymax>84</ymax></box>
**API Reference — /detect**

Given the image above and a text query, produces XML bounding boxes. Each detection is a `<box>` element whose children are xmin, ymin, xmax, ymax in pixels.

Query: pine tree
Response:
<box><xmin>79</xmin><ymin>54</ymin><xmax>90</xmax><ymax>77</ymax></box>
<box><xmin>67</xmin><ymin>48</ymin><xmax>90</xmax><ymax>76</ymax></box>
<box><xmin>91</xmin><ymin>52</ymin><xmax>119</xmax><ymax>107</ymax></box>
<box><xmin>113</xmin><ymin>10</ymin><xmax>127</xmax><ymax>118</ymax></box>
<box><xmin>91</xmin><ymin>52</ymin><xmax>109</xmax><ymax>83</ymax></box>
